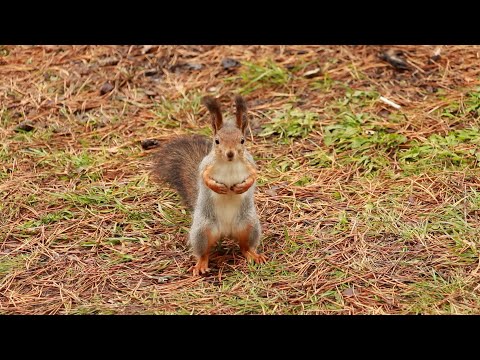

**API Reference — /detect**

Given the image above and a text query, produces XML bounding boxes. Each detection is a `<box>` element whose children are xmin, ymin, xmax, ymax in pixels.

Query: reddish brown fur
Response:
<box><xmin>236</xmin><ymin>225</ymin><xmax>267</xmax><ymax>264</ymax></box>
<box><xmin>202</xmin><ymin>164</ymin><xmax>229</xmax><ymax>194</ymax></box>
<box><xmin>230</xmin><ymin>170</ymin><xmax>256</xmax><ymax>194</ymax></box>
<box><xmin>235</xmin><ymin>95</ymin><xmax>248</xmax><ymax>133</ymax></box>
<box><xmin>192</xmin><ymin>228</ymin><xmax>220</xmax><ymax>275</ymax></box>
<box><xmin>202</xmin><ymin>96</ymin><xmax>223</xmax><ymax>133</ymax></box>
<box><xmin>204</xmin><ymin>95</ymin><xmax>248</xmax><ymax>162</ymax></box>
<box><xmin>213</xmin><ymin>125</ymin><xmax>246</xmax><ymax>162</ymax></box>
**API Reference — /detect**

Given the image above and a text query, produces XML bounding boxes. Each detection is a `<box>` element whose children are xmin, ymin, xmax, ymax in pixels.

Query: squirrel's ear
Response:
<box><xmin>202</xmin><ymin>96</ymin><xmax>223</xmax><ymax>134</ymax></box>
<box><xmin>235</xmin><ymin>95</ymin><xmax>248</xmax><ymax>133</ymax></box>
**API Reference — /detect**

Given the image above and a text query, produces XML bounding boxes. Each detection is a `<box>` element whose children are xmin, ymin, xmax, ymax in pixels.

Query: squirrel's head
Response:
<box><xmin>202</xmin><ymin>95</ymin><xmax>249</xmax><ymax>162</ymax></box>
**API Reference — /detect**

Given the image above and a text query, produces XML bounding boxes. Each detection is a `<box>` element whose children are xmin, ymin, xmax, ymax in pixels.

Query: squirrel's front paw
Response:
<box><xmin>231</xmin><ymin>181</ymin><xmax>252</xmax><ymax>194</ymax></box>
<box><xmin>208</xmin><ymin>181</ymin><xmax>229</xmax><ymax>194</ymax></box>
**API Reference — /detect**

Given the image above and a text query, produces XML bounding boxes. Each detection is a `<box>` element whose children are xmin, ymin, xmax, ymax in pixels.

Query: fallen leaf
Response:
<box><xmin>141</xmin><ymin>139</ymin><xmax>161</xmax><ymax>150</ymax></box>
<box><xmin>342</xmin><ymin>287</ymin><xmax>355</xmax><ymax>297</ymax></box>
<box><xmin>14</xmin><ymin>120</ymin><xmax>35</xmax><ymax>132</ymax></box>
<box><xmin>265</xmin><ymin>189</ymin><xmax>277</xmax><ymax>196</ymax></box>
<box><xmin>379</xmin><ymin>49</ymin><xmax>409</xmax><ymax>70</ymax></box>
<box><xmin>221</xmin><ymin>58</ymin><xmax>240</xmax><ymax>69</ymax></box>
<box><xmin>142</xmin><ymin>45</ymin><xmax>156</xmax><ymax>54</ymax></box>
<box><xmin>265</xmin><ymin>185</ymin><xmax>280</xmax><ymax>196</ymax></box>
<box><xmin>100</xmin><ymin>82</ymin><xmax>114</xmax><ymax>95</ymax></box>
<box><xmin>144</xmin><ymin>69</ymin><xmax>158</xmax><ymax>77</ymax></box>
<box><xmin>98</xmin><ymin>57</ymin><xmax>119</xmax><ymax>67</ymax></box>
<box><xmin>378</xmin><ymin>109</ymin><xmax>391</xmax><ymax>118</ymax></box>
<box><xmin>430</xmin><ymin>46</ymin><xmax>442</xmax><ymax>61</ymax></box>
<box><xmin>304</xmin><ymin>68</ymin><xmax>321</xmax><ymax>78</ymax></box>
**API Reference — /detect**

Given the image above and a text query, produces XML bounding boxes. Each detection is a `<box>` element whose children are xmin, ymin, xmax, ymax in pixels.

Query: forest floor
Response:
<box><xmin>1</xmin><ymin>45</ymin><xmax>480</xmax><ymax>314</ymax></box>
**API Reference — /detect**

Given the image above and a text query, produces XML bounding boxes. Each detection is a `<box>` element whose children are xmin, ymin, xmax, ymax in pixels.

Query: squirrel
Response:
<box><xmin>153</xmin><ymin>95</ymin><xmax>266</xmax><ymax>275</ymax></box>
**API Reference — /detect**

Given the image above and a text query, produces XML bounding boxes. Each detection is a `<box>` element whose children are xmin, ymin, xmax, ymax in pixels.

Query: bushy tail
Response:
<box><xmin>152</xmin><ymin>135</ymin><xmax>212</xmax><ymax>210</ymax></box>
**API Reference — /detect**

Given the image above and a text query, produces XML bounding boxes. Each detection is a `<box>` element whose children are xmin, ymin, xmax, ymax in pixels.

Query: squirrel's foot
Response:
<box><xmin>242</xmin><ymin>249</ymin><xmax>267</xmax><ymax>264</ymax></box>
<box><xmin>192</xmin><ymin>257</ymin><xmax>210</xmax><ymax>276</ymax></box>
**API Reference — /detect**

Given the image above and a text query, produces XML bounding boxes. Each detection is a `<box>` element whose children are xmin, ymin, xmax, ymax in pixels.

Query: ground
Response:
<box><xmin>1</xmin><ymin>45</ymin><xmax>480</xmax><ymax>314</ymax></box>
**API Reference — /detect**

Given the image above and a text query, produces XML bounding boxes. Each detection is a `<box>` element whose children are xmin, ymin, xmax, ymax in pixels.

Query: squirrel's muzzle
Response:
<box><xmin>226</xmin><ymin>151</ymin><xmax>234</xmax><ymax>161</ymax></box>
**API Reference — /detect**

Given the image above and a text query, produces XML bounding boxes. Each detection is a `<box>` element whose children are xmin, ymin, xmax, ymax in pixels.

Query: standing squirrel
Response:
<box><xmin>153</xmin><ymin>95</ymin><xmax>266</xmax><ymax>275</ymax></box>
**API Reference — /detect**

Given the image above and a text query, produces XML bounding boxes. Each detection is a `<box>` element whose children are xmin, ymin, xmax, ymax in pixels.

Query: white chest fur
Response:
<box><xmin>212</xmin><ymin>192</ymin><xmax>244</xmax><ymax>236</ymax></box>
<box><xmin>209</xmin><ymin>159</ymin><xmax>251</xmax><ymax>236</ymax></box>
<box><xmin>210</xmin><ymin>160</ymin><xmax>249</xmax><ymax>187</ymax></box>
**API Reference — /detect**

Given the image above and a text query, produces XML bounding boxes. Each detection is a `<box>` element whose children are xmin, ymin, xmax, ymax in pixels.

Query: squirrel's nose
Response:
<box><xmin>226</xmin><ymin>151</ymin><xmax>234</xmax><ymax>160</ymax></box>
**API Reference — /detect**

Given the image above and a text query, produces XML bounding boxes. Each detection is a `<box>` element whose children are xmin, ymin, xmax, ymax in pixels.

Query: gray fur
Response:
<box><xmin>248</xmin><ymin>219</ymin><xmax>262</xmax><ymax>248</ymax></box>
<box><xmin>188</xmin><ymin>150</ymin><xmax>262</xmax><ymax>258</ymax></box>
<box><xmin>188</xmin><ymin>225</ymin><xmax>209</xmax><ymax>257</ymax></box>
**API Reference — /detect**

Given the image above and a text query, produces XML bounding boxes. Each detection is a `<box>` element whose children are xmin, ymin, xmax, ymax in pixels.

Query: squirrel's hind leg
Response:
<box><xmin>236</xmin><ymin>221</ymin><xmax>266</xmax><ymax>264</ymax></box>
<box><xmin>190</xmin><ymin>227</ymin><xmax>220</xmax><ymax>276</ymax></box>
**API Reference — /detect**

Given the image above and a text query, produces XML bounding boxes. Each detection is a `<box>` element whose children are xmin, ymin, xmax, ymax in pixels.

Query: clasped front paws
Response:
<box><xmin>230</xmin><ymin>180</ymin><xmax>252</xmax><ymax>194</ymax></box>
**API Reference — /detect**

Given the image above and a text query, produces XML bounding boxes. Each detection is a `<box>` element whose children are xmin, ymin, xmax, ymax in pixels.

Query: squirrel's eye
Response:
<box><xmin>240</xmin><ymin>138</ymin><xmax>245</xmax><ymax>144</ymax></box>
<box><xmin>215</xmin><ymin>139</ymin><xmax>220</xmax><ymax>145</ymax></box>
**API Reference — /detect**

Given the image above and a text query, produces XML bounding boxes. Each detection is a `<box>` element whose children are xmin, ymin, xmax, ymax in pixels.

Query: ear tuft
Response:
<box><xmin>235</xmin><ymin>95</ymin><xmax>248</xmax><ymax>133</ymax></box>
<box><xmin>202</xmin><ymin>96</ymin><xmax>223</xmax><ymax>133</ymax></box>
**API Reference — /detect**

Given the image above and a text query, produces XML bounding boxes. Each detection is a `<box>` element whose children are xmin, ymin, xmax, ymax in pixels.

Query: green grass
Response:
<box><xmin>226</xmin><ymin>60</ymin><xmax>291</xmax><ymax>94</ymax></box>
<box><xmin>150</xmin><ymin>91</ymin><xmax>204</xmax><ymax>129</ymax></box>
<box><xmin>403</xmin><ymin>273</ymin><xmax>476</xmax><ymax>314</ymax></box>
<box><xmin>260</xmin><ymin>104</ymin><xmax>319</xmax><ymax>144</ymax></box>
<box><xmin>399</xmin><ymin>128</ymin><xmax>480</xmax><ymax>174</ymax></box>
<box><xmin>0</xmin><ymin>255</ymin><xmax>27</xmax><ymax>277</ymax></box>
<box><xmin>322</xmin><ymin>111</ymin><xmax>407</xmax><ymax>173</ymax></box>
<box><xmin>2</xmin><ymin>45</ymin><xmax>480</xmax><ymax>315</ymax></box>
<box><xmin>436</xmin><ymin>87</ymin><xmax>480</xmax><ymax>123</ymax></box>
<box><xmin>19</xmin><ymin>210</ymin><xmax>75</xmax><ymax>229</ymax></box>
<box><xmin>310</xmin><ymin>74</ymin><xmax>336</xmax><ymax>92</ymax></box>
